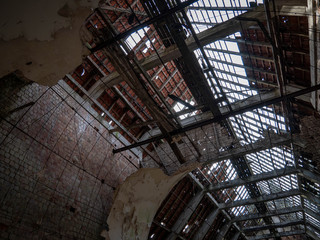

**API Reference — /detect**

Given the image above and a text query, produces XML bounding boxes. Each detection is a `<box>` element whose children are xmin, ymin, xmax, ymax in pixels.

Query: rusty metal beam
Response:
<box><xmin>189</xmin><ymin>6</ymin><xmax>252</xmax><ymax>11</ymax></box>
<box><xmin>216</xmin><ymin>221</ymin><xmax>232</xmax><ymax>240</ymax></box>
<box><xmin>191</xmin><ymin>208</ymin><xmax>220</xmax><ymax>240</ymax></box>
<box><xmin>305</xmin><ymin>207</ymin><xmax>320</xmax><ymax>222</ymax></box>
<box><xmin>206</xmin><ymin>167</ymin><xmax>299</xmax><ymax>192</ymax></box>
<box><xmin>218</xmin><ymin>189</ymin><xmax>301</xmax><ymax>209</ymax></box>
<box><xmin>308</xmin><ymin>222</ymin><xmax>320</xmax><ymax>235</ymax></box>
<box><xmin>100</xmin><ymin>5</ymin><xmax>147</xmax><ymax>16</ymax></box>
<box><xmin>88</xmin><ymin>5</ymin><xmax>273</xmax><ymax>98</ymax></box>
<box><xmin>188</xmin><ymin>4</ymin><xmax>307</xmax><ymax>16</ymax></box>
<box><xmin>247</xmin><ymin>230</ymin><xmax>305</xmax><ymax>240</ymax></box>
<box><xmin>110</xmin><ymin>120</ymin><xmax>156</xmax><ymax>133</ymax></box>
<box><xmin>139</xmin><ymin>4</ymin><xmax>268</xmax><ymax>70</ymax></box>
<box><xmin>148</xmin><ymin>0</ymin><xmax>223</xmax><ymax>120</ymax></box>
<box><xmin>306</xmin><ymin>229</ymin><xmax>320</xmax><ymax>240</ymax></box>
<box><xmin>100</xmin><ymin>19</ymin><xmax>189</xmax><ymax>164</ymax></box>
<box><xmin>188</xmin><ymin>173</ymin><xmax>247</xmax><ymax>240</ymax></box>
<box><xmin>243</xmin><ymin>220</ymin><xmax>304</xmax><ymax>233</ymax></box>
<box><xmin>207</xmin><ymin>56</ymin><xmax>277</xmax><ymax>76</ymax></box>
<box><xmin>301</xmin><ymin>190</ymin><xmax>320</xmax><ymax>206</ymax></box>
<box><xmin>167</xmin><ymin>191</ymin><xmax>205</xmax><ymax>240</ymax></box>
<box><xmin>264</xmin><ymin>0</ymin><xmax>287</xmax><ymax>104</ymax></box>
<box><xmin>113</xmin><ymin>83</ymin><xmax>320</xmax><ymax>153</ymax></box>
<box><xmin>231</xmin><ymin>231</ymin><xmax>241</xmax><ymax>240</ymax></box>
<box><xmin>205</xmin><ymin>47</ymin><xmax>274</xmax><ymax>62</ymax></box>
<box><xmin>308</xmin><ymin>0</ymin><xmax>320</xmax><ymax>111</ymax></box>
<box><xmin>232</xmin><ymin>206</ymin><xmax>303</xmax><ymax>222</ymax></box>
<box><xmin>65</xmin><ymin>74</ymin><xmax>137</xmax><ymax>140</ymax></box>
<box><xmin>300</xmin><ymin>168</ymin><xmax>320</xmax><ymax>185</ymax></box>
<box><xmin>91</xmin><ymin>0</ymin><xmax>197</xmax><ymax>52</ymax></box>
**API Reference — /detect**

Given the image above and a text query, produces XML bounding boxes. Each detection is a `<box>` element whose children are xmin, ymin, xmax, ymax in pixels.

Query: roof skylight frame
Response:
<box><xmin>182</xmin><ymin>0</ymin><xmax>307</xmax><ymax>228</ymax></box>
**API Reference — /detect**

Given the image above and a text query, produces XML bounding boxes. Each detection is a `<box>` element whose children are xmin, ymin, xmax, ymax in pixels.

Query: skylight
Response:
<box><xmin>125</xmin><ymin>26</ymin><xmax>150</xmax><ymax>49</ymax></box>
<box><xmin>173</xmin><ymin>101</ymin><xmax>197</xmax><ymax>120</ymax></box>
<box><xmin>185</xmin><ymin>0</ymin><xmax>306</xmax><ymax>228</ymax></box>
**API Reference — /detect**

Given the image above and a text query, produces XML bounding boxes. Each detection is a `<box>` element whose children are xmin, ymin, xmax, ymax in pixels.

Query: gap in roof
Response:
<box><xmin>187</xmin><ymin>0</ymin><xmax>264</xmax><ymax>33</ymax></box>
<box><xmin>125</xmin><ymin>26</ymin><xmax>150</xmax><ymax>50</ymax></box>
<box><xmin>173</xmin><ymin>101</ymin><xmax>196</xmax><ymax>120</ymax></box>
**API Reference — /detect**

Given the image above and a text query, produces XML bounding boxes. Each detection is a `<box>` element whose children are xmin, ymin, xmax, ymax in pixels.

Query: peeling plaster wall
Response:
<box><xmin>0</xmin><ymin>0</ymin><xmax>98</xmax><ymax>86</ymax></box>
<box><xmin>103</xmin><ymin>166</ymin><xmax>199</xmax><ymax>240</ymax></box>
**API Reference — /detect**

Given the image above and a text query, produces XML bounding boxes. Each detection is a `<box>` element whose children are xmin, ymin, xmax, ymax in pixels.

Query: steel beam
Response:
<box><xmin>187</xmin><ymin>0</ymin><xmax>307</xmax><ymax>13</ymax></box>
<box><xmin>264</xmin><ymin>0</ymin><xmax>286</xmax><ymax>108</ymax></box>
<box><xmin>247</xmin><ymin>230</ymin><xmax>305</xmax><ymax>240</ymax></box>
<box><xmin>65</xmin><ymin>74</ymin><xmax>137</xmax><ymax>141</ymax></box>
<box><xmin>189</xmin><ymin>5</ymin><xmax>307</xmax><ymax>16</ymax></box>
<box><xmin>100</xmin><ymin>5</ymin><xmax>147</xmax><ymax>16</ymax></box>
<box><xmin>222</xmin><ymin>37</ymin><xmax>272</xmax><ymax>47</ymax></box>
<box><xmin>91</xmin><ymin>0</ymin><xmax>197</xmax><ymax>52</ymax></box>
<box><xmin>219</xmin><ymin>85</ymin><xmax>309</xmax><ymax>114</ymax></box>
<box><xmin>159</xmin><ymin>2</ymin><xmax>223</xmax><ymax>119</ymax></box>
<box><xmin>306</xmin><ymin>229</ymin><xmax>320</xmax><ymax>240</ymax></box>
<box><xmin>87</xmin><ymin>56</ymin><xmax>153</xmax><ymax>124</ymax></box>
<box><xmin>243</xmin><ymin>220</ymin><xmax>304</xmax><ymax>233</ymax></box>
<box><xmin>88</xmin><ymin>3</ymin><xmax>303</xmax><ymax>95</ymax></box>
<box><xmin>218</xmin><ymin>189</ymin><xmax>301</xmax><ymax>209</ymax></box>
<box><xmin>207</xmin><ymin>66</ymin><xmax>276</xmax><ymax>87</ymax></box>
<box><xmin>308</xmin><ymin>0</ymin><xmax>320</xmax><ymax>111</ymax></box>
<box><xmin>300</xmin><ymin>168</ymin><xmax>320</xmax><ymax>185</ymax></box>
<box><xmin>207</xmin><ymin>167</ymin><xmax>299</xmax><ymax>192</ymax></box>
<box><xmin>232</xmin><ymin>206</ymin><xmax>303</xmax><ymax>222</ymax></box>
<box><xmin>205</xmin><ymin>47</ymin><xmax>274</xmax><ymax>62</ymax></box>
<box><xmin>301</xmin><ymin>190</ymin><xmax>320</xmax><ymax>206</ymax></box>
<box><xmin>188</xmin><ymin>173</ymin><xmax>246</xmax><ymax>239</ymax></box>
<box><xmin>189</xmin><ymin>6</ymin><xmax>252</xmax><ymax>11</ymax></box>
<box><xmin>216</xmin><ymin>221</ymin><xmax>232</xmax><ymax>240</ymax></box>
<box><xmin>99</xmin><ymin>21</ymin><xmax>190</xmax><ymax>164</ymax></box>
<box><xmin>207</xmin><ymin>56</ymin><xmax>277</xmax><ymax>76</ymax></box>
<box><xmin>57</xmin><ymin>80</ymin><xmax>141</xmax><ymax>160</ymax></box>
<box><xmin>140</xmin><ymin>88</ymin><xmax>290</xmax><ymax>141</ymax></box>
<box><xmin>305</xmin><ymin>207</ymin><xmax>320</xmax><ymax>222</ymax></box>
<box><xmin>231</xmin><ymin>231</ymin><xmax>241</xmax><ymax>240</ymax></box>
<box><xmin>167</xmin><ymin>191</ymin><xmax>205</xmax><ymax>240</ymax></box>
<box><xmin>110</xmin><ymin>120</ymin><xmax>156</xmax><ymax>133</ymax></box>
<box><xmin>139</xmin><ymin>4</ymin><xmax>269</xmax><ymax>70</ymax></box>
<box><xmin>192</xmin><ymin>208</ymin><xmax>220</xmax><ymax>240</ymax></box>
<box><xmin>89</xmin><ymin>3</ymin><xmax>308</xmax><ymax>98</ymax></box>
<box><xmin>113</xmin><ymin>83</ymin><xmax>320</xmax><ymax>153</ymax></box>
<box><xmin>89</xmin><ymin>40</ymin><xmax>274</xmax><ymax>96</ymax></box>
<box><xmin>308</xmin><ymin>222</ymin><xmax>320</xmax><ymax>233</ymax></box>
<box><xmin>278</xmin><ymin>5</ymin><xmax>308</xmax><ymax>16</ymax></box>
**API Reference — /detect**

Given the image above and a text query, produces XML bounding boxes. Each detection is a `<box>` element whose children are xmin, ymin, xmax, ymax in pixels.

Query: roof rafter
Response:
<box><xmin>247</xmin><ymin>230</ymin><xmax>305</xmax><ymax>240</ymax></box>
<box><xmin>206</xmin><ymin>167</ymin><xmax>299</xmax><ymax>192</ymax></box>
<box><xmin>242</xmin><ymin>220</ymin><xmax>304</xmax><ymax>233</ymax></box>
<box><xmin>166</xmin><ymin>191</ymin><xmax>205</xmax><ymax>240</ymax></box>
<box><xmin>191</xmin><ymin>208</ymin><xmax>220</xmax><ymax>240</ymax></box>
<box><xmin>218</xmin><ymin>189</ymin><xmax>301</xmax><ymax>209</ymax></box>
<box><xmin>232</xmin><ymin>206</ymin><xmax>303</xmax><ymax>222</ymax></box>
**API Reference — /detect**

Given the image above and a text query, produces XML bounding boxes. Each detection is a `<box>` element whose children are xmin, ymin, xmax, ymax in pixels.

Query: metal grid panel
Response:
<box><xmin>266</xmin><ymin>196</ymin><xmax>302</xmax><ymax>210</ymax></box>
<box><xmin>187</xmin><ymin>0</ymin><xmax>263</xmax><ymax>33</ymax></box>
<box><xmin>256</xmin><ymin>174</ymin><xmax>298</xmax><ymax>196</ymax></box>
<box><xmin>188</xmin><ymin>19</ymin><xmax>299</xmax><ymax>227</ymax></box>
<box><xmin>183</xmin><ymin>1</ymin><xmax>318</xmax><ymax>236</ymax></box>
<box><xmin>92</xmin><ymin>1</ymin><xmax>320</xmax><ymax>238</ymax></box>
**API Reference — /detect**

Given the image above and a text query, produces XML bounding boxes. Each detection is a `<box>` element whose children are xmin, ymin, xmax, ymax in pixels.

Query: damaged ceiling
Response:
<box><xmin>1</xmin><ymin>0</ymin><xmax>320</xmax><ymax>240</ymax></box>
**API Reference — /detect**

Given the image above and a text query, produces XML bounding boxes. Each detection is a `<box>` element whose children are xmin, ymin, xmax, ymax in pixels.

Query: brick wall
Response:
<box><xmin>0</xmin><ymin>74</ymin><xmax>139</xmax><ymax>239</ymax></box>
